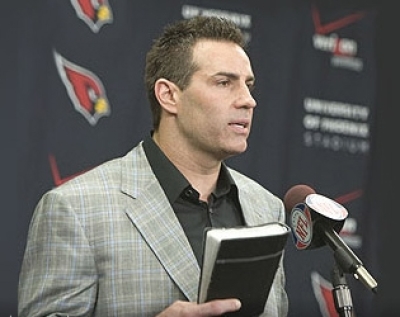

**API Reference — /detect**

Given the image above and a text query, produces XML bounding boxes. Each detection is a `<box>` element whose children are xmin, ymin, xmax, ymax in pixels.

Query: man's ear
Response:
<box><xmin>154</xmin><ymin>78</ymin><xmax>180</xmax><ymax>114</ymax></box>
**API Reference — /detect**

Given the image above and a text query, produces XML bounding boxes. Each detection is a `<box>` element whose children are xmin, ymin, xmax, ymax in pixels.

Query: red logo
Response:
<box><xmin>290</xmin><ymin>203</ymin><xmax>313</xmax><ymax>250</ymax></box>
<box><xmin>310</xmin><ymin>1</ymin><xmax>368</xmax><ymax>67</ymax></box>
<box><xmin>71</xmin><ymin>0</ymin><xmax>113</xmax><ymax>33</ymax></box>
<box><xmin>49</xmin><ymin>154</ymin><xmax>91</xmax><ymax>187</ymax></box>
<box><xmin>311</xmin><ymin>2</ymin><xmax>366</xmax><ymax>35</ymax></box>
<box><xmin>54</xmin><ymin>50</ymin><xmax>111</xmax><ymax>126</ymax></box>
<box><xmin>311</xmin><ymin>271</ymin><xmax>339</xmax><ymax>317</ymax></box>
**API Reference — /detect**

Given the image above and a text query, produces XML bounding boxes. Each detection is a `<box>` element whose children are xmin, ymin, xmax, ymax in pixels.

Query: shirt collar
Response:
<box><xmin>142</xmin><ymin>134</ymin><xmax>237</xmax><ymax>203</ymax></box>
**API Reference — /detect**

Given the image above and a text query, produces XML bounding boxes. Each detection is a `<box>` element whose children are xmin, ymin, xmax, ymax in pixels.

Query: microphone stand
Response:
<box><xmin>325</xmin><ymin>227</ymin><xmax>377</xmax><ymax>317</ymax></box>
<box><xmin>331</xmin><ymin>260</ymin><xmax>355</xmax><ymax>317</ymax></box>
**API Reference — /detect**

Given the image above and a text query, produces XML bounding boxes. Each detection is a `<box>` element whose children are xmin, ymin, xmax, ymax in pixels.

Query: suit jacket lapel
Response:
<box><xmin>230</xmin><ymin>170</ymin><xmax>280</xmax><ymax>226</ymax></box>
<box><xmin>120</xmin><ymin>143</ymin><xmax>200</xmax><ymax>302</ymax></box>
<box><xmin>240</xmin><ymin>195</ymin><xmax>265</xmax><ymax>226</ymax></box>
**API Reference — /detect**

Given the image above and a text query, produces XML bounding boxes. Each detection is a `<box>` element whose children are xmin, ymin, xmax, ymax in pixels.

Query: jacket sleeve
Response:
<box><xmin>18</xmin><ymin>190</ymin><xmax>98</xmax><ymax>317</ymax></box>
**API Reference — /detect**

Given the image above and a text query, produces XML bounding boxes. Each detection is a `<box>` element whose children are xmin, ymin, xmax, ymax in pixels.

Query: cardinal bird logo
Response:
<box><xmin>54</xmin><ymin>50</ymin><xmax>111</xmax><ymax>126</ymax></box>
<box><xmin>70</xmin><ymin>0</ymin><xmax>113</xmax><ymax>33</ymax></box>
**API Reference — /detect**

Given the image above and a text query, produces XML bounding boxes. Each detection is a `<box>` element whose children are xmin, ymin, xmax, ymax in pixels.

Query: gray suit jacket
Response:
<box><xmin>18</xmin><ymin>141</ymin><xmax>288</xmax><ymax>317</ymax></box>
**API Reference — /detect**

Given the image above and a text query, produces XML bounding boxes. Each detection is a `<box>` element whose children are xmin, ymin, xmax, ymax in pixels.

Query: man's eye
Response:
<box><xmin>218</xmin><ymin>80</ymin><xmax>230</xmax><ymax>87</ymax></box>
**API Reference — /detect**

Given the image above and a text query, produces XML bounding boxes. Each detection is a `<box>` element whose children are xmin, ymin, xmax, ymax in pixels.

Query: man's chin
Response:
<box><xmin>221</xmin><ymin>145</ymin><xmax>248</xmax><ymax>159</ymax></box>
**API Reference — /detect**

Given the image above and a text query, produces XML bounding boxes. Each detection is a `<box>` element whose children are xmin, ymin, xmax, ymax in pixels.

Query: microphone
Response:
<box><xmin>283</xmin><ymin>184</ymin><xmax>378</xmax><ymax>294</ymax></box>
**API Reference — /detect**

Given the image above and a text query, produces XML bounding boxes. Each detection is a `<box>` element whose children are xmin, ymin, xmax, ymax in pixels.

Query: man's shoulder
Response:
<box><xmin>227</xmin><ymin>167</ymin><xmax>281</xmax><ymax>198</ymax></box>
<box><xmin>227</xmin><ymin>167</ymin><xmax>285</xmax><ymax>222</ymax></box>
<box><xmin>227</xmin><ymin>167</ymin><xmax>262</xmax><ymax>188</ymax></box>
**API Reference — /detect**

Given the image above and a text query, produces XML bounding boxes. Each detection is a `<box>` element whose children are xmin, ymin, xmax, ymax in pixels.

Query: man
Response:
<box><xmin>18</xmin><ymin>16</ymin><xmax>289</xmax><ymax>317</ymax></box>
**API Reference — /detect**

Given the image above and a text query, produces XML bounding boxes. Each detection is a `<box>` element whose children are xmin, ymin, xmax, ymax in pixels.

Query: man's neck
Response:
<box><xmin>152</xmin><ymin>132</ymin><xmax>221</xmax><ymax>201</ymax></box>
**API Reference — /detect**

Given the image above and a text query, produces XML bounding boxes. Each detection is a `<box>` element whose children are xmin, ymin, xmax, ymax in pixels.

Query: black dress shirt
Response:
<box><xmin>142</xmin><ymin>135</ymin><xmax>244</xmax><ymax>265</ymax></box>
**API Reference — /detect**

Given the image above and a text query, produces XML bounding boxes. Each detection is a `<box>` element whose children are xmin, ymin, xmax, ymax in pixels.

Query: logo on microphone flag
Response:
<box><xmin>290</xmin><ymin>203</ymin><xmax>313</xmax><ymax>250</ymax></box>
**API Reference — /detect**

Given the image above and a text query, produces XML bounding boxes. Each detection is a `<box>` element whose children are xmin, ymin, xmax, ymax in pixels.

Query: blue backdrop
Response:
<box><xmin>7</xmin><ymin>0</ymin><xmax>396</xmax><ymax>316</ymax></box>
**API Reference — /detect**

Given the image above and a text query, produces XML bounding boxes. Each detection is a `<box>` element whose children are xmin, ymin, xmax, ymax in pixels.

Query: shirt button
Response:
<box><xmin>185</xmin><ymin>188</ymin><xmax>194</xmax><ymax>197</ymax></box>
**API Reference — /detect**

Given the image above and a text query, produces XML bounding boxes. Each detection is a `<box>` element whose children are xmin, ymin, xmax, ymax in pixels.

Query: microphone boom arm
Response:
<box><xmin>316</xmin><ymin>221</ymin><xmax>378</xmax><ymax>293</ymax></box>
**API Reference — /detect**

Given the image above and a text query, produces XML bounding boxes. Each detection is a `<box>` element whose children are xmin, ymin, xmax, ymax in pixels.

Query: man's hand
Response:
<box><xmin>156</xmin><ymin>299</ymin><xmax>241</xmax><ymax>317</ymax></box>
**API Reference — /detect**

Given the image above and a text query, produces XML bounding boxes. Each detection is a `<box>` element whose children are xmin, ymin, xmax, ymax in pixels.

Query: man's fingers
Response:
<box><xmin>199</xmin><ymin>299</ymin><xmax>241</xmax><ymax>316</ymax></box>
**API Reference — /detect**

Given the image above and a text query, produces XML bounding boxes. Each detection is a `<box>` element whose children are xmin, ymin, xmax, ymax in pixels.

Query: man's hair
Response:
<box><xmin>145</xmin><ymin>15</ymin><xmax>245</xmax><ymax>130</ymax></box>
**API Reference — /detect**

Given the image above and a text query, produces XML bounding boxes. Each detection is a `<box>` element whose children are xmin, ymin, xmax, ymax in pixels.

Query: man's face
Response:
<box><xmin>177</xmin><ymin>40</ymin><xmax>257</xmax><ymax>161</ymax></box>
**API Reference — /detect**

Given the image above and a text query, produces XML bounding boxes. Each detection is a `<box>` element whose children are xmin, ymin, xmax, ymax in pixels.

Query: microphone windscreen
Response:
<box><xmin>283</xmin><ymin>184</ymin><xmax>316</xmax><ymax>213</ymax></box>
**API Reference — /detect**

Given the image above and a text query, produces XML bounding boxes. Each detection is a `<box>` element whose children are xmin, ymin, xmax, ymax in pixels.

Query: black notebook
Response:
<box><xmin>198</xmin><ymin>222</ymin><xmax>290</xmax><ymax>317</ymax></box>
